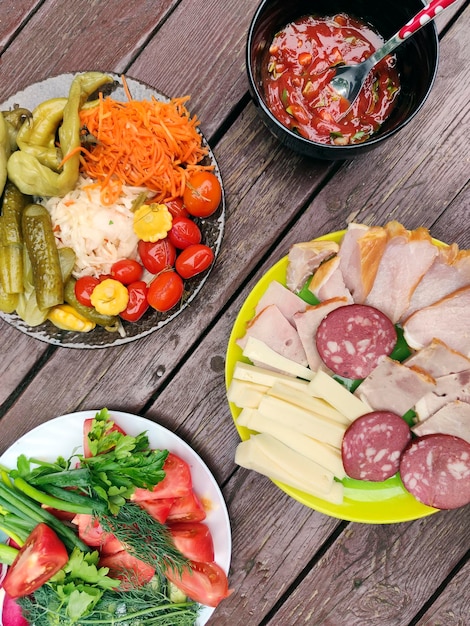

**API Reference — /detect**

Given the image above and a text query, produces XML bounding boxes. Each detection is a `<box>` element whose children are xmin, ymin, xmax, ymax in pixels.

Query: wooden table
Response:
<box><xmin>1</xmin><ymin>1</ymin><xmax>469</xmax><ymax>624</ymax></box>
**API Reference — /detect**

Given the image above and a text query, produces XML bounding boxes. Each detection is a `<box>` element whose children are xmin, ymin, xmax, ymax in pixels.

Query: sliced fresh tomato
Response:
<box><xmin>83</xmin><ymin>417</ymin><xmax>127</xmax><ymax>458</ymax></box>
<box><xmin>133</xmin><ymin>453</ymin><xmax>192</xmax><ymax>501</ymax></box>
<box><xmin>133</xmin><ymin>497</ymin><xmax>175</xmax><ymax>524</ymax></box>
<box><xmin>165</xmin><ymin>560</ymin><xmax>231</xmax><ymax>608</ymax></box>
<box><xmin>168</xmin><ymin>522</ymin><xmax>214</xmax><ymax>562</ymax></box>
<box><xmin>119</xmin><ymin>281</ymin><xmax>149</xmax><ymax>322</ymax></box>
<box><xmin>42</xmin><ymin>506</ymin><xmax>76</xmax><ymax>522</ymax></box>
<box><xmin>175</xmin><ymin>243</ymin><xmax>214</xmax><ymax>279</ymax></box>
<box><xmin>74</xmin><ymin>275</ymin><xmax>100</xmax><ymax>307</ymax></box>
<box><xmin>73</xmin><ymin>513</ymin><xmax>106</xmax><ymax>547</ymax></box>
<box><xmin>2</xmin><ymin>523</ymin><xmax>68</xmax><ymax>599</ymax></box>
<box><xmin>167</xmin><ymin>490</ymin><xmax>206</xmax><ymax>522</ymax></box>
<box><xmin>111</xmin><ymin>259</ymin><xmax>143</xmax><ymax>285</ymax></box>
<box><xmin>100</xmin><ymin>533</ymin><xmax>125</xmax><ymax>556</ymax></box>
<box><xmin>99</xmin><ymin>550</ymin><xmax>155</xmax><ymax>589</ymax></box>
<box><xmin>183</xmin><ymin>171</ymin><xmax>222</xmax><ymax>218</ymax></box>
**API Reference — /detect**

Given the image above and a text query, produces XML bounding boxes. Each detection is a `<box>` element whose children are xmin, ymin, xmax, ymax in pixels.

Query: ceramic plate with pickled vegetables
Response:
<box><xmin>0</xmin><ymin>72</ymin><xmax>224</xmax><ymax>348</ymax></box>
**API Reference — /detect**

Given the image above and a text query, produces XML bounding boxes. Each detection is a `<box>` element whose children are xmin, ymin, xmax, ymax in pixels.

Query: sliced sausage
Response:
<box><xmin>342</xmin><ymin>411</ymin><xmax>411</xmax><ymax>482</ymax></box>
<box><xmin>316</xmin><ymin>303</ymin><xmax>397</xmax><ymax>379</ymax></box>
<box><xmin>400</xmin><ymin>433</ymin><xmax>470</xmax><ymax>509</ymax></box>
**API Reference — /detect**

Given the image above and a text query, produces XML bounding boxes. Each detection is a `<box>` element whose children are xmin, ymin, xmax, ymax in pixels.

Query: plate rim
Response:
<box><xmin>0</xmin><ymin>410</ymin><xmax>232</xmax><ymax>625</ymax></box>
<box><xmin>0</xmin><ymin>71</ymin><xmax>225</xmax><ymax>349</ymax></box>
<box><xmin>225</xmin><ymin>229</ymin><xmax>440</xmax><ymax>524</ymax></box>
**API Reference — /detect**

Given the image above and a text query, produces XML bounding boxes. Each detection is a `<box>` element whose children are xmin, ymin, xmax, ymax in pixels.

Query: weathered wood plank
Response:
<box><xmin>416</xmin><ymin>558</ymin><xmax>470</xmax><ymax>626</ymax></box>
<box><xmin>264</xmin><ymin>508</ymin><xmax>469</xmax><ymax>626</ymax></box>
<box><xmin>0</xmin><ymin>1</ymin><xmax>40</xmax><ymax>51</ymax></box>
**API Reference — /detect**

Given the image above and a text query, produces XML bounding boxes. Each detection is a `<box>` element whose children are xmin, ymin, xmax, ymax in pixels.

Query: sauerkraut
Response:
<box><xmin>42</xmin><ymin>175</ymin><xmax>147</xmax><ymax>278</ymax></box>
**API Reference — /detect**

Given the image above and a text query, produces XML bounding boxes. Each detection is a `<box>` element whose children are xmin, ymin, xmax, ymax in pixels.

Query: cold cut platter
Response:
<box><xmin>225</xmin><ymin>223</ymin><xmax>470</xmax><ymax>524</ymax></box>
<box><xmin>0</xmin><ymin>72</ymin><xmax>225</xmax><ymax>348</ymax></box>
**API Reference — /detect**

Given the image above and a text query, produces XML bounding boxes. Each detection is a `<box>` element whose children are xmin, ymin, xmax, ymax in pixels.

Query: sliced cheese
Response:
<box><xmin>308</xmin><ymin>369</ymin><xmax>371</xmax><ymax>421</ymax></box>
<box><xmin>237</xmin><ymin>408</ymin><xmax>346</xmax><ymax>479</ymax></box>
<box><xmin>235</xmin><ymin>433</ymin><xmax>344</xmax><ymax>504</ymax></box>
<box><xmin>227</xmin><ymin>378</ymin><xmax>269</xmax><ymax>409</ymax></box>
<box><xmin>267</xmin><ymin>382</ymin><xmax>350</xmax><ymax>425</ymax></box>
<box><xmin>242</xmin><ymin>336</ymin><xmax>314</xmax><ymax>381</ymax></box>
<box><xmin>232</xmin><ymin>361</ymin><xmax>310</xmax><ymax>392</ymax></box>
<box><xmin>257</xmin><ymin>394</ymin><xmax>347</xmax><ymax>448</ymax></box>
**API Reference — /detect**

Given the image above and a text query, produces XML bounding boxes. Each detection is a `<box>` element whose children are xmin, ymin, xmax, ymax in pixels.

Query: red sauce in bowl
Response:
<box><xmin>263</xmin><ymin>13</ymin><xmax>400</xmax><ymax>145</ymax></box>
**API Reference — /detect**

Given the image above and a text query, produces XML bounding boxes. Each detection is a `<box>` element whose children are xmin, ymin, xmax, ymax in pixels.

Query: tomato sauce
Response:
<box><xmin>263</xmin><ymin>14</ymin><xmax>400</xmax><ymax>145</ymax></box>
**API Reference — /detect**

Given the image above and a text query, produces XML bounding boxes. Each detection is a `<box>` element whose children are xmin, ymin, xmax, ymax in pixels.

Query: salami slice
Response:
<box><xmin>342</xmin><ymin>411</ymin><xmax>411</xmax><ymax>481</ymax></box>
<box><xmin>315</xmin><ymin>303</ymin><xmax>397</xmax><ymax>379</ymax></box>
<box><xmin>400</xmin><ymin>434</ymin><xmax>470</xmax><ymax>509</ymax></box>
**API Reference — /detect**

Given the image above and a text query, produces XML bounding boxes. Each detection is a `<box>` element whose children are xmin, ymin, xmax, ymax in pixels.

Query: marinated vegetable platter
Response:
<box><xmin>0</xmin><ymin>73</ymin><xmax>225</xmax><ymax>348</ymax></box>
<box><xmin>0</xmin><ymin>410</ymin><xmax>232</xmax><ymax>625</ymax></box>
<box><xmin>226</xmin><ymin>223</ymin><xmax>470</xmax><ymax>523</ymax></box>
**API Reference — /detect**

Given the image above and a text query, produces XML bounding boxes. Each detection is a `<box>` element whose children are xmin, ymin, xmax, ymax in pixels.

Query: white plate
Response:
<box><xmin>0</xmin><ymin>410</ymin><xmax>232</xmax><ymax>625</ymax></box>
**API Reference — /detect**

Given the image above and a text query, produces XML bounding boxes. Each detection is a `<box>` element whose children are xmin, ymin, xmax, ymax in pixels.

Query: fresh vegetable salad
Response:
<box><xmin>0</xmin><ymin>409</ymin><xmax>231</xmax><ymax>624</ymax></box>
<box><xmin>0</xmin><ymin>72</ymin><xmax>223</xmax><ymax>343</ymax></box>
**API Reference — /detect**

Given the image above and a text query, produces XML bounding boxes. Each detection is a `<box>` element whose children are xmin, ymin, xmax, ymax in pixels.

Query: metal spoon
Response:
<box><xmin>329</xmin><ymin>0</ymin><xmax>458</xmax><ymax>110</ymax></box>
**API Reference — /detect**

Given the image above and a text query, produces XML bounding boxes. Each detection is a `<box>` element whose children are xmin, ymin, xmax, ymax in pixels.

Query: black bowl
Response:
<box><xmin>246</xmin><ymin>0</ymin><xmax>439</xmax><ymax>160</ymax></box>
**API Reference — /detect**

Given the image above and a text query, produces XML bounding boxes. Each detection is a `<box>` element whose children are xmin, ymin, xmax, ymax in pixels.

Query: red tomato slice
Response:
<box><xmin>132</xmin><ymin>453</ymin><xmax>192</xmax><ymax>501</ymax></box>
<box><xmin>168</xmin><ymin>522</ymin><xmax>214</xmax><ymax>562</ymax></box>
<box><xmin>165</xmin><ymin>560</ymin><xmax>231</xmax><ymax>608</ymax></box>
<box><xmin>133</xmin><ymin>496</ymin><xmax>175</xmax><ymax>524</ymax></box>
<box><xmin>167</xmin><ymin>490</ymin><xmax>206</xmax><ymax>522</ymax></box>
<box><xmin>3</xmin><ymin>523</ymin><xmax>68</xmax><ymax>599</ymax></box>
<box><xmin>100</xmin><ymin>533</ymin><xmax>125</xmax><ymax>557</ymax></box>
<box><xmin>73</xmin><ymin>513</ymin><xmax>106</xmax><ymax>547</ymax></box>
<box><xmin>83</xmin><ymin>417</ymin><xmax>127</xmax><ymax>458</ymax></box>
<box><xmin>99</xmin><ymin>550</ymin><xmax>155</xmax><ymax>589</ymax></box>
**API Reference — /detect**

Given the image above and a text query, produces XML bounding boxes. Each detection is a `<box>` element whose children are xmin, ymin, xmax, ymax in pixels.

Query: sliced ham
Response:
<box><xmin>400</xmin><ymin>246</ymin><xmax>470</xmax><ymax>321</ymax></box>
<box><xmin>286</xmin><ymin>239</ymin><xmax>338</xmax><ymax>292</ymax></box>
<box><xmin>412</xmin><ymin>400</ymin><xmax>470</xmax><ymax>444</ymax></box>
<box><xmin>338</xmin><ymin>222</ymin><xmax>388</xmax><ymax>303</ymax></box>
<box><xmin>404</xmin><ymin>338</ymin><xmax>470</xmax><ymax>378</ymax></box>
<box><xmin>255</xmin><ymin>280</ymin><xmax>307</xmax><ymax>326</ymax></box>
<box><xmin>237</xmin><ymin>304</ymin><xmax>308</xmax><ymax>366</ymax></box>
<box><xmin>293</xmin><ymin>297</ymin><xmax>349</xmax><ymax>371</ymax></box>
<box><xmin>354</xmin><ymin>356</ymin><xmax>435</xmax><ymax>416</ymax></box>
<box><xmin>414</xmin><ymin>369</ymin><xmax>470</xmax><ymax>421</ymax></box>
<box><xmin>402</xmin><ymin>285</ymin><xmax>470</xmax><ymax>355</ymax></box>
<box><xmin>308</xmin><ymin>256</ymin><xmax>353</xmax><ymax>303</ymax></box>
<box><xmin>364</xmin><ymin>222</ymin><xmax>438</xmax><ymax>323</ymax></box>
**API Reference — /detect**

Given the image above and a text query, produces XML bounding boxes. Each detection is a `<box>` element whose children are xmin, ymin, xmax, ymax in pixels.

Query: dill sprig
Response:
<box><xmin>99</xmin><ymin>502</ymin><xmax>189</xmax><ymax>577</ymax></box>
<box><xmin>18</xmin><ymin>583</ymin><xmax>200</xmax><ymax>625</ymax></box>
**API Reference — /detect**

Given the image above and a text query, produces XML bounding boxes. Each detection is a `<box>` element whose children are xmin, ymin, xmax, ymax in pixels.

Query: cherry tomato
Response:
<box><xmin>74</xmin><ymin>276</ymin><xmax>100</xmax><ymax>307</ymax></box>
<box><xmin>167</xmin><ymin>491</ymin><xmax>207</xmax><ymax>523</ymax></box>
<box><xmin>183</xmin><ymin>171</ymin><xmax>222</xmax><ymax>218</ymax></box>
<box><xmin>110</xmin><ymin>259</ymin><xmax>143</xmax><ymax>285</ymax></box>
<box><xmin>2</xmin><ymin>523</ymin><xmax>69</xmax><ymax>598</ymax></box>
<box><xmin>147</xmin><ymin>271</ymin><xmax>184</xmax><ymax>312</ymax></box>
<box><xmin>165</xmin><ymin>560</ymin><xmax>231</xmax><ymax>608</ymax></box>
<box><xmin>119</xmin><ymin>281</ymin><xmax>149</xmax><ymax>322</ymax></box>
<box><xmin>168</xmin><ymin>216</ymin><xmax>202</xmax><ymax>250</ymax></box>
<box><xmin>138</xmin><ymin>239</ymin><xmax>176</xmax><ymax>274</ymax></box>
<box><xmin>175</xmin><ymin>244</ymin><xmax>214</xmax><ymax>279</ymax></box>
<box><xmin>168</xmin><ymin>522</ymin><xmax>214</xmax><ymax>562</ymax></box>
<box><xmin>99</xmin><ymin>550</ymin><xmax>155</xmax><ymax>589</ymax></box>
<box><xmin>165</xmin><ymin>197</ymin><xmax>189</xmax><ymax>218</ymax></box>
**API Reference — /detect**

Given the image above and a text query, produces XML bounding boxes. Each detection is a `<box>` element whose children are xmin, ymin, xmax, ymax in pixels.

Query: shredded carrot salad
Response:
<box><xmin>77</xmin><ymin>86</ymin><xmax>211</xmax><ymax>205</ymax></box>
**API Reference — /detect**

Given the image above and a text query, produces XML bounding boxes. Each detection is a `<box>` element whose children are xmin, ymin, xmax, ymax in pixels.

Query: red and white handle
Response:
<box><xmin>398</xmin><ymin>0</ymin><xmax>459</xmax><ymax>39</ymax></box>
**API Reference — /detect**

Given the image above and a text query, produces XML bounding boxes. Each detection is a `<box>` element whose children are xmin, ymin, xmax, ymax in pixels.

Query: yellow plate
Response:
<box><xmin>225</xmin><ymin>230</ymin><xmax>438</xmax><ymax>524</ymax></box>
